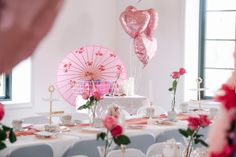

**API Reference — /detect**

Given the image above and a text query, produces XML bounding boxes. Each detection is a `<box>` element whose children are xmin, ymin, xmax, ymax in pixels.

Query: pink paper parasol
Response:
<box><xmin>56</xmin><ymin>45</ymin><xmax>126</xmax><ymax>106</ymax></box>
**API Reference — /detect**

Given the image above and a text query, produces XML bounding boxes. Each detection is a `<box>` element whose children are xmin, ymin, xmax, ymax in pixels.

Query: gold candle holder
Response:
<box><xmin>48</xmin><ymin>85</ymin><xmax>55</xmax><ymax>125</ymax></box>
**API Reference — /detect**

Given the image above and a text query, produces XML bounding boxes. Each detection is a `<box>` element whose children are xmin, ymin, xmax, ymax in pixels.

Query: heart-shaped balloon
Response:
<box><xmin>134</xmin><ymin>34</ymin><xmax>157</xmax><ymax>66</ymax></box>
<box><xmin>120</xmin><ymin>6</ymin><xmax>150</xmax><ymax>38</ymax></box>
<box><xmin>145</xmin><ymin>8</ymin><xmax>158</xmax><ymax>37</ymax></box>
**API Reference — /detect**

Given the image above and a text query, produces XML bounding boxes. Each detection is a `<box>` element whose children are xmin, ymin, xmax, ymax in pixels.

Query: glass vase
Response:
<box><xmin>88</xmin><ymin>102</ymin><xmax>103</xmax><ymax>127</ymax></box>
<box><xmin>88</xmin><ymin>102</ymin><xmax>97</xmax><ymax>125</ymax></box>
<box><xmin>97</xmin><ymin>142</ymin><xmax>115</xmax><ymax>157</ymax></box>
<box><xmin>167</xmin><ymin>110</ymin><xmax>177</xmax><ymax>121</ymax></box>
<box><xmin>97</xmin><ymin>145</ymin><xmax>110</xmax><ymax>157</ymax></box>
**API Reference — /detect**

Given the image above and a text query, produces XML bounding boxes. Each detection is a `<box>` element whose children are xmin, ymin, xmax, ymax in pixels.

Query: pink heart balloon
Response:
<box><xmin>134</xmin><ymin>34</ymin><xmax>157</xmax><ymax>66</ymax></box>
<box><xmin>120</xmin><ymin>6</ymin><xmax>150</xmax><ymax>38</ymax></box>
<box><xmin>145</xmin><ymin>8</ymin><xmax>158</xmax><ymax>38</ymax></box>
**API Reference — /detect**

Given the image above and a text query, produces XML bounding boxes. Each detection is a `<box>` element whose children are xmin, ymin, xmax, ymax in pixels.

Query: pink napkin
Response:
<box><xmin>126</xmin><ymin>118</ymin><xmax>148</xmax><ymax>125</ymax></box>
<box><xmin>15</xmin><ymin>129</ymin><xmax>38</xmax><ymax>137</ymax></box>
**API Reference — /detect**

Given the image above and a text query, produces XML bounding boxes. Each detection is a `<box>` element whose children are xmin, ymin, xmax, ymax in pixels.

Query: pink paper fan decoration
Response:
<box><xmin>56</xmin><ymin>45</ymin><xmax>126</xmax><ymax>106</ymax></box>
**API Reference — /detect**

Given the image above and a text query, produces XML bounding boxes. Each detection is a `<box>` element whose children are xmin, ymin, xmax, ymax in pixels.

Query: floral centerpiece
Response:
<box><xmin>207</xmin><ymin>84</ymin><xmax>236</xmax><ymax>157</ymax></box>
<box><xmin>77</xmin><ymin>85</ymin><xmax>103</xmax><ymax>125</ymax></box>
<box><xmin>107</xmin><ymin>103</ymin><xmax>121</xmax><ymax>119</ymax></box>
<box><xmin>207</xmin><ymin>50</ymin><xmax>236</xmax><ymax>157</ymax></box>
<box><xmin>168</xmin><ymin>67</ymin><xmax>186</xmax><ymax>112</ymax></box>
<box><xmin>179</xmin><ymin>115</ymin><xmax>211</xmax><ymax>157</ymax></box>
<box><xmin>0</xmin><ymin>103</ymin><xmax>17</xmax><ymax>150</ymax></box>
<box><xmin>97</xmin><ymin>115</ymin><xmax>131</xmax><ymax>157</ymax></box>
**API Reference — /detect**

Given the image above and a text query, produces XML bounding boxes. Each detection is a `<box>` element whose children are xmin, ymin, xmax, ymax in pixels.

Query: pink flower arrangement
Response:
<box><xmin>187</xmin><ymin>115</ymin><xmax>211</xmax><ymax>131</ymax></box>
<box><xmin>179</xmin><ymin>115</ymin><xmax>211</xmax><ymax>157</ymax></box>
<box><xmin>103</xmin><ymin>115</ymin><xmax>118</xmax><ymax>130</ymax></box>
<box><xmin>215</xmin><ymin>84</ymin><xmax>236</xmax><ymax>111</ymax></box>
<box><xmin>78</xmin><ymin>87</ymin><xmax>103</xmax><ymax>110</ymax></box>
<box><xmin>0</xmin><ymin>103</ymin><xmax>17</xmax><ymax>150</ymax></box>
<box><xmin>110</xmin><ymin>125</ymin><xmax>123</xmax><ymax>137</ymax></box>
<box><xmin>207</xmin><ymin>83</ymin><xmax>236</xmax><ymax>157</ymax></box>
<box><xmin>168</xmin><ymin>67</ymin><xmax>186</xmax><ymax>111</ymax></box>
<box><xmin>107</xmin><ymin>103</ymin><xmax>120</xmax><ymax>119</ymax></box>
<box><xmin>0</xmin><ymin>103</ymin><xmax>5</xmax><ymax>121</ymax></box>
<box><xmin>97</xmin><ymin>115</ymin><xmax>130</xmax><ymax>157</ymax></box>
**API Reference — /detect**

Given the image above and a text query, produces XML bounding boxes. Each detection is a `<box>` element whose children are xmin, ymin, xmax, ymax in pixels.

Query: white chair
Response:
<box><xmin>107</xmin><ymin>148</ymin><xmax>145</xmax><ymax>157</ymax></box>
<box><xmin>146</xmin><ymin>142</ymin><xmax>184</xmax><ymax>157</ymax></box>
<box><xmin>7</xmin><ymin>143</ymin><xmax>53</xmax><ymax>157</ymax></box>
<box><xmin>156</xmin><ymin>129</ymin><xmax>186</xmax><ymax>145</ymax></box>
<box><xmin>63</xmin><ymin>139</ymin><xmax>104</xmax><ymax>157</ymax></box>
<box><xmin>69</xmin><ymin>155</ymin><xmax>88</xmax><ymax>157</ymax></box>
<box><xmin>21</xmin><ymin>115</ymin><xmax>49</xmax><ymax>125</ymax></box>
<box><xmin>146</xmin><ymin>143</ymin><xmax>163</xmax><ymax>157</ymax></box>
<box><xmin>126</xmin><ymin>134</ymin><xmax>156</xmax><ymax>153</ymax></box>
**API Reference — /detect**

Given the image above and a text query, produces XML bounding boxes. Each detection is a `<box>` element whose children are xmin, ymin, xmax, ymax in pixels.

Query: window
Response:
<box><xmin>0</xmin><ymin>73</ymin><xmax>11</xmax><ymax>100</ymax></box>
<box><xmin>199</xmin><ymin>0</ymin><xmax>236</xmax><ymax>98</ymax></box>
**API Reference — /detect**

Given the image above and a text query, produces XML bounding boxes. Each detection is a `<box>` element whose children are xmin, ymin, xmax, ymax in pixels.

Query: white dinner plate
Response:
<box><xmin>34</xmin><ymin>131</ymin><xmax>56</xmax><ymax>138</ymax></box>
<box><xmin>80</xmin><ymin>127</ymin><xmax>105</xmax><ymax>133</ymax></box>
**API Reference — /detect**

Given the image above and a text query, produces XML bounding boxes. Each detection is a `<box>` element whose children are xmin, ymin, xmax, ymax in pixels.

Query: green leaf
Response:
<box><xmin>77</xmin><ymin>100</ymin><xmax>91</xmax><ymax>110</ymax></box>
<box><xmin>178</xmin><ymin>129</ymin><xmax>189</xmax><ymax>138</ymax></box>
<box><xmin>0</xmin><ymin>129</ymin><xmax>7</xmax><ymax>141</ymax></box>
<box><xmin>172</xmin><ymin>80</ymin><xmax>177</xmax><ymax>88</ymax></box>
<box><xmin>2</xmin><ymin>125</ymin><xmax>11</xmax><ymax>131</ymax></box>
<box><xmin>96</xmin><ymin>132</ymin><xmax>106</xmax><ymax>141</ymax></box>
<box><xmin>186</xmin><ymin>128</ymin><xmax>194</xmax><ymax>136</ymax></box>
<box><xmin>198</xmin><ymin>139</ymin><xmax>208</xmax><ymax>147</ymax></box>
<box><xmin>90</xmin><ymin>96</ymin><xmax>95</xmax><ymax>102</ymax></box>
<box><xmin>194</xmin><ymin>139</ymin><xmax>201</xmax><ymax>144</ymax></box>
<box><xmin>9</xmin><ymin>129</ymin><xmax>17</xmax><ymax>143</ymax></box>
<box><xmin>168</xmin><ymin>88</ymin><xmax>173</xmax><ymax>91</ymax></box>
<box><xmin>77</xmin><ymin>105</ymin><xmax>85</xmax><ymax>110</ymax></box>
<box><xmin>113</xmin><ymin>135</ymin><xmax>131</xmax><ymax>146</ymax></box>
<box><xmin>0</xmin><ymin>141</ymin><xmax>6</xmax><ymax>150</ymax></box>
<box><xmin>195</xmin><ymin>134</ymin><xmax>203</xmax><ymax>138</ymax></box>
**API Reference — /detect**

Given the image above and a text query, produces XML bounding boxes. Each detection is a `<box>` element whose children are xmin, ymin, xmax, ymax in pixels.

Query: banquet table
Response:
<box><xmin>0</xmin><ymin>134</ymin><xmax>80</xmax><ymax>157</ymax></box>
<box><xmin>0</xmin><ymin>116</ymin><xmax>191</xmax><ymax>157</ymax></box>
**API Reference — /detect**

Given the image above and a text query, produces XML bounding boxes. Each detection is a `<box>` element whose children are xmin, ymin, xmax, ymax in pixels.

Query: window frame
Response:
<box><xmin>198</xmin><ymin>0</ymin><xmax>236</xmax><ymax>99</ymax></box>
<box><xmin>0</xmin><ymin>73</ymin><xmax>12</xmax><ymax>100</ymax></box>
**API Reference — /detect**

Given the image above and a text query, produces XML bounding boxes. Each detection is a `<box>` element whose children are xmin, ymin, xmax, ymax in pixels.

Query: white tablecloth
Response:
<box><xmin>0</xmin><ymin>119</ymin><xmax>188</xmax><ymax>157</ymax></box>
<box><xmin>0</xmin><ymin>134</ymin><xmax>79</xmax><ymax>157</ymax></box>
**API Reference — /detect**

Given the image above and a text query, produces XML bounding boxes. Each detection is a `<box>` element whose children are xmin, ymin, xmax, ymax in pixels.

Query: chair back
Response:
<box><xmin>125</xmin><ymin>134</ymin><xmax>155</xmax><ymax>153</ymax></box>
<box><xmin>146</xmin><ymin>142</ymin><xmax>184</xmax><ymax>157</ymax></box>
<box><xmin>107</xmin><ymin>148</ymin><xmax>145</xmax><ymax>157</ymax></box>
<box><xmin>146</xmin><ymin>143</ymin><xmax>163</xmax><ymax>157</ymax></box>
<box><xmin>7</xmin><ymin>143</ymin><xmax>53</xmax><ymax>157</ymax></box>
<box><xmin>156</xmin><ymin>129</ymin><xmax>185</xmax><ymax>144</ymax></box>
<box><xmin>63</xmin><ymin>139</ymin><xmax>104</xmax><ymax>157</ymax></box>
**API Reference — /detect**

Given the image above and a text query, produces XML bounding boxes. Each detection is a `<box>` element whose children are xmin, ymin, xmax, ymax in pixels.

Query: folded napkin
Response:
<box><xmin>177</xmin><ymin>113</ymin><xmax>191</xmax><ymax>120</ymax></box>
<box><xmin>15</xmin><ymin>129</ymin><xmax>38</xmax><ymax>136</ymax></box>
<box><xmin>126</xmin><ymin>117</ymin><xmax>148</xmax><ymax>125</ymax></box>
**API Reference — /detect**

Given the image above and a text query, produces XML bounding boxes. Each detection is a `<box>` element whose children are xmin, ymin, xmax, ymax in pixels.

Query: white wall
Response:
<box><xmin>3</xmin><ymin>0</ymin><xmax>186</xmax><ymax>125</ymax></box>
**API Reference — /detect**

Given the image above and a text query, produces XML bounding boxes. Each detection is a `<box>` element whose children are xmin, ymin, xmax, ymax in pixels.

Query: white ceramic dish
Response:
<box><xmin>34</xmin><ymin>131</ymin><xmax>56</xmax><ymax>138</ymax></box>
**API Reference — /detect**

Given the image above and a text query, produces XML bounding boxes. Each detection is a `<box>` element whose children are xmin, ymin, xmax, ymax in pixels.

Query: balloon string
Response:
<box><xmin>129</xmin><ymin>39</ymin><xmax>133</xmax><ymax>77</ymax></box>
<box><xmin>128</xmin><ymin>38</ymin><xmax>143</xmax><ymax>94</ymax></box>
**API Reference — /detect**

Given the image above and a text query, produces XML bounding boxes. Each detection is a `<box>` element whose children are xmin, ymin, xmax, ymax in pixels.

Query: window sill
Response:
<box><xmin>3</xmin><ymin>101</ymin><xmax>32</xmax><ymax>109</ymax></box>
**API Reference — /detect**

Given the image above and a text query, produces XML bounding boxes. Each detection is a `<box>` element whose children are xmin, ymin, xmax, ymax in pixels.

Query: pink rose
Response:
<box><xmin>94</xmin><ymin>91</ymin><xmax>103</xmax><ymax>101</ymax></box>
<box><xmin>111</xmin><ymin>125</ymin><xmax>123</xmax><ymax>137</ymax></box>
<box><xmin>171</xmin><ymin>71</ymin><xmax>180</xmax><ymax>79</ymax></box>
<box><xmin>187</xmin><ymin>116</ymin><xmax>200</xmax><ymax>130</ymax></box>
<box><xmin>179</xmin><ymin>68</ymin><xmax>186</xmax><ymax>75</ymax></box>
<box><xmin>199</xmin><ymin>115</ymin><xmax>211</xmax><ymax>127</ymax></box>
<box><xmin>103</xmin><ymin>116</ymin><xmax>117</xmax><ymax>130</ymax></box>
<box><xmin>0</xmin><ymin>103</ymin><xmax>5</xmax><ymax>121</ymax></box>
<box><xmin>82</xmin><ymin>91</ymin><xmax>89</xmax><ymax>100</ymax></box>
